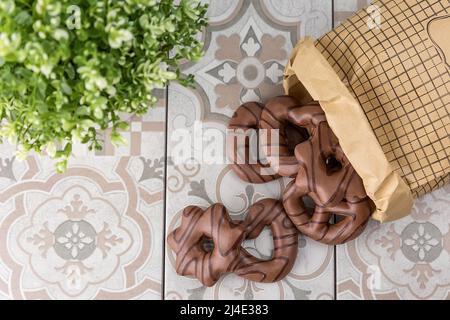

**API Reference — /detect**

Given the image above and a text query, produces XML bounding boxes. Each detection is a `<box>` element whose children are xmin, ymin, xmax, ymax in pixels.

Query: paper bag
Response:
<box><xmin>284</xmin><ymin>0</ymin><xmax>449</xmax><ymax>222</ymax></box>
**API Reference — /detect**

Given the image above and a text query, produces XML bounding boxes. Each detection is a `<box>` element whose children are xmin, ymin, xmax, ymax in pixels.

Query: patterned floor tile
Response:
<box><xmin>164</xmin><ymin>0</ymin><xmax>334</xmax><ymax>300</ymax></box>
<box><xmin>93</xmin><ymin>89</ymin><xmax>166</xmax><ymax>157</ymax></box>
<box><xmin>337</xmin><ymin>185</ymin><xmax>450</xmax><ymax>300</ymax></box>
<box><xmin>0</xmin><ymin>97</ymin><xmax>166</xmax><ymax>299</ymax></box>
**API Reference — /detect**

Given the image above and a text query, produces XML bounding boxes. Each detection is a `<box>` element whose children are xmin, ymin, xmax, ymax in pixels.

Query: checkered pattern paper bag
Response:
<box><xmin>284</xmin><ymin>0</ymin><xmax>449</xmax><ymax>222</ymax></box>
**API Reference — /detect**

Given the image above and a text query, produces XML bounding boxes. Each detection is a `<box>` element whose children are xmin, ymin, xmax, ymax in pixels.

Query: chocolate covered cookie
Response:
<box><xmin>167</xmin><ymin>199</ymin><xmax>298</xmax><ymax>286</ymax></box>
<box><xmin>283</xmin><ymin>121</ymin><xmax>371</xmax><ymax>244</ymax></box>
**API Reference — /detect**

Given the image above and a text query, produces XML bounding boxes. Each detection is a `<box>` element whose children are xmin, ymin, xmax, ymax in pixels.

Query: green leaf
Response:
<box><xmin>0</xmin><ymin>0</ymin><xmax>209</xmax><ymax>171</ymax></box>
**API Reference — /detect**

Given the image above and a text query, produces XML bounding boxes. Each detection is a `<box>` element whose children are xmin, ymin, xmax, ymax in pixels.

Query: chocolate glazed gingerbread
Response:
<box><xmin>259</xmin><ymin>96</ymin><xmax>324</xmax><ymax>177</ymax></box>
<box><xmin>228</xmin><ymin>97</ymin><xmax>313</xmax><ymax>183</ymax></box>
<box><xmin>234</xmin><ymin>199</ymin><xmax>298</xmax><ymax>282</ymax></box>
<box><xmin>167</xmin><ymin>199</ymin><xmax>298</xmax><ymax>287</ymax></box>
<box><xmin>167</xmin><ymin>204</ymin><xmax>246</xmax><ymax>287</ymax></box>
<box><xmin>283</xmin><ymin>121</ymin><xmax>371</xmax><ymax>245</ymax></box>
<box><xmin>228</xmin><ymin>102</ymin><xmax>280</xmax><ymax>183</ymax></box>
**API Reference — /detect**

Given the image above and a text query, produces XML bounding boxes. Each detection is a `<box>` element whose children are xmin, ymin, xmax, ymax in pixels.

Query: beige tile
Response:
<box><xmin>93</xmin><ymin>90</ymin><xmax>166</xmax><ymax>157</ymax></box>
<box><xmin>0</xmin><ymin>99</ymin><xmax>166</xmax><ymax>299</ymax></box>
<box><xmin>337</xmin><ymin>185</ymin><xmax>450</xmax><ymax>300</ymax></box>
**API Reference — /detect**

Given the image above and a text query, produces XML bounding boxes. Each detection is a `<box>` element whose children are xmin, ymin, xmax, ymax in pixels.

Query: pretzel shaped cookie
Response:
<box><xmin>282</xmin><ymin>122</ymin><xmax>372</xmax><ymax>244</ymax></box>
<box><xmin>235</xmin><ymin>199</ymin><xmax>298</xmax><ymax>282</ymax></box>
<box><xmin>259</xmin><ymin>96</ymin><xmax>323</xmax><ymax>177</ymax></box>
<box><xmin>167</xmin><ymin>199</ymin><xmax>298</xmax><ymax>286</ymax></box>
<box><xmin>167</xmin><ymin>204</ymin><xmax>246</xmax><ymax>287</ymax></box>
<box><xmin>228</xmin><ymin>102</ymin><xmax>280</xmax><ymax>183</ymax></box>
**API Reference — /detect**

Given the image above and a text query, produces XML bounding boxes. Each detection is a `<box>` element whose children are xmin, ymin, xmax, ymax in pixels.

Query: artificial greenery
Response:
<box><xmin>0</xmin><ymin>0</ymin><xmax>208</xmax><ymax>171</ymax></box>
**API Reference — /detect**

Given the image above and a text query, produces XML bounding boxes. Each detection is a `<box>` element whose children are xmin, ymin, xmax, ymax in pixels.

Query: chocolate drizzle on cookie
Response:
<box><xmin>167</xmin><ymin>199</ymin><xmax>298</xmax><ymax>287</ymax></box>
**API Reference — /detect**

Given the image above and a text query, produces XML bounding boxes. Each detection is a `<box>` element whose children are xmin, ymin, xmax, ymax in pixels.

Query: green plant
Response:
<box><xmin>0</xmin><ymin>0</ymin><xmax>208</xmax><ymax>171</ymax></box>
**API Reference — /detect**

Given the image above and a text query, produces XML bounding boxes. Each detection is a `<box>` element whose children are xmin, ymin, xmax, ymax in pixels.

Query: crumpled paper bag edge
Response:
<box><xmin>283</xmin><ymin>37</ymin><xmax>414</xmax><ymax>223</ymax></box>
